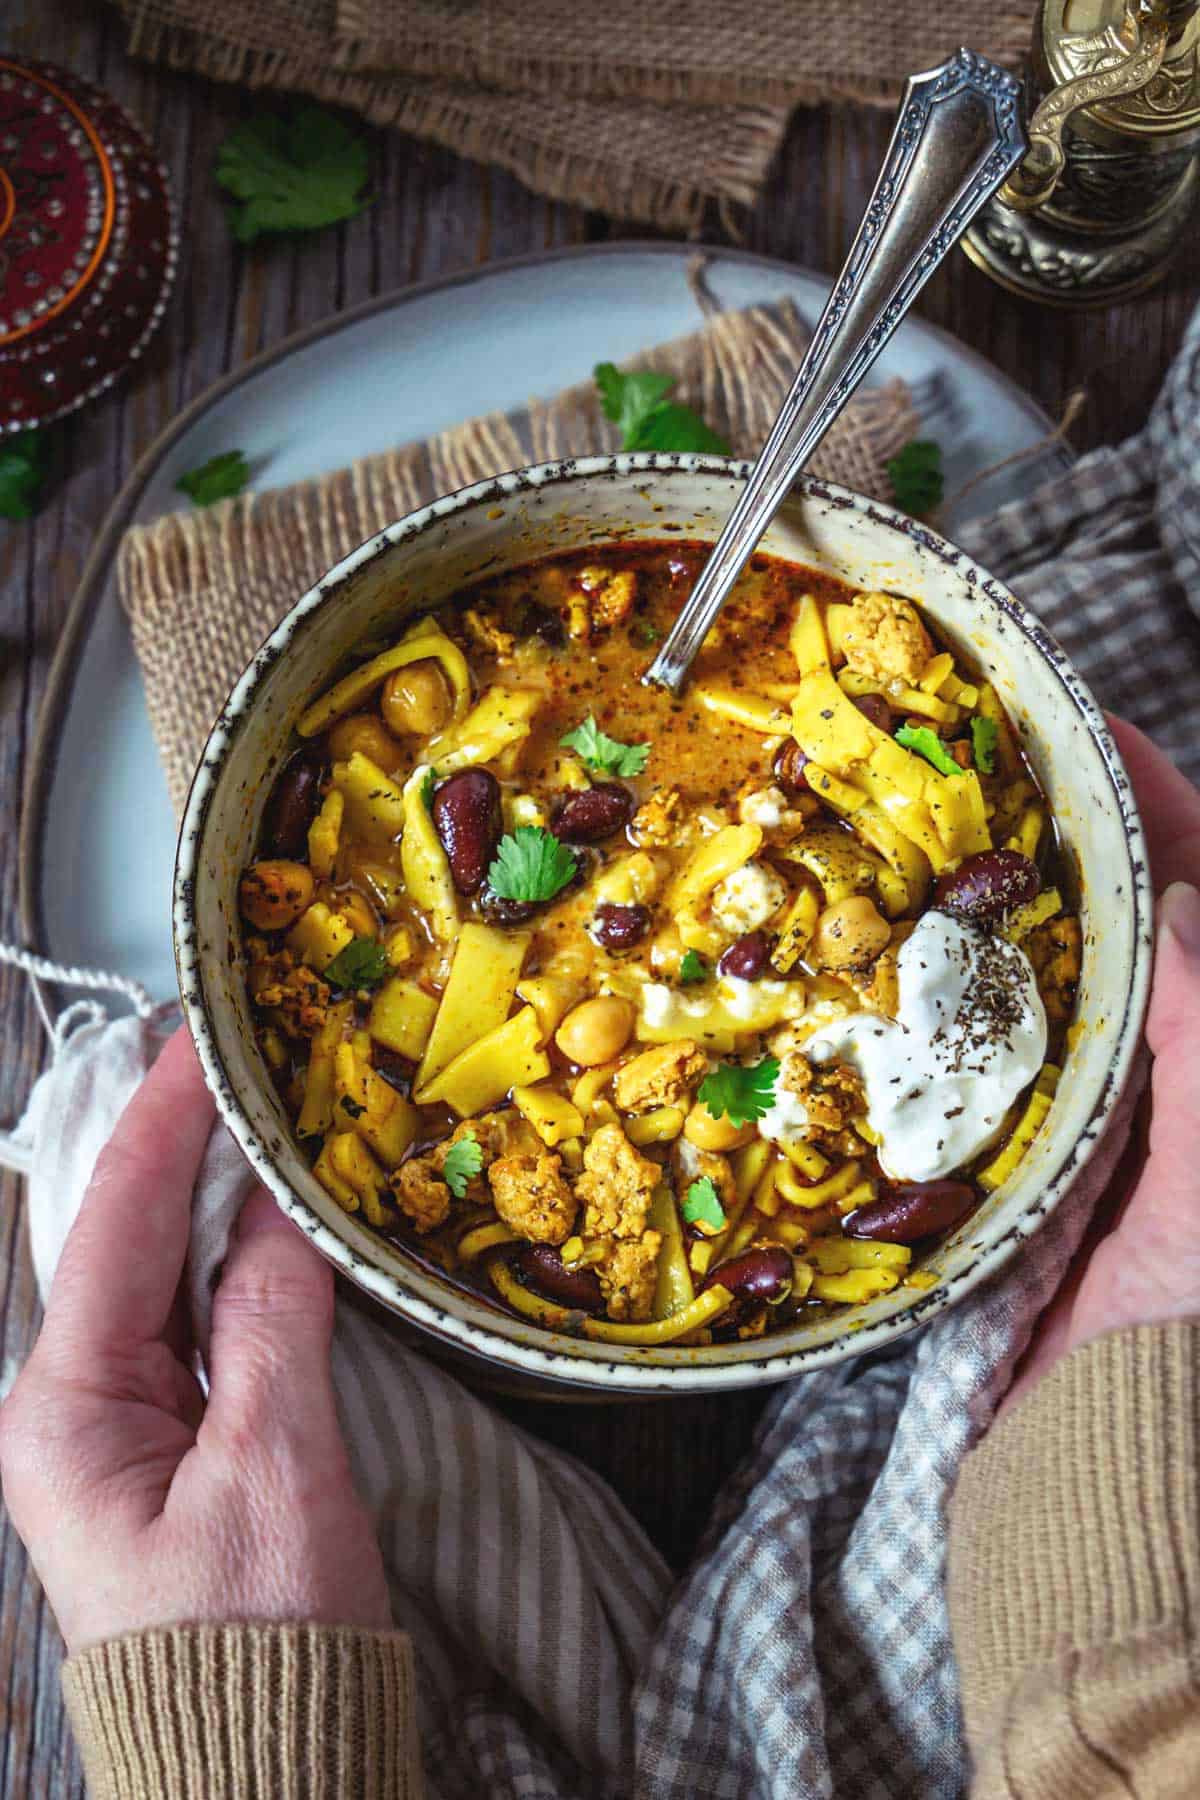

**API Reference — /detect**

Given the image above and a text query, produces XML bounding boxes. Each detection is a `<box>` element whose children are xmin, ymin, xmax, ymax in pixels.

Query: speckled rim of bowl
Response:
<box><xmin>174</xmin><ymin>452</ymin><xmax>1153</xmax><ymax>1395</ymax></box>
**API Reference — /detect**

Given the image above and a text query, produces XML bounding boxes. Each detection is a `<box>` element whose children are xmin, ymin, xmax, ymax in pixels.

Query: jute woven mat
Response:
<box><xmin>118</xmin><ymin>297</ymin><xmax>916</xmax><ymax>814</ymax></box>
<box><xmin>112</xmin><ymin>0</ymin><xmax>1029</xmax><ymax>229</ymax></box>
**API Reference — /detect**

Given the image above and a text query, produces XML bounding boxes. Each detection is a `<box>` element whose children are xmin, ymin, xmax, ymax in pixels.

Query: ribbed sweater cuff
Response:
<box><xmin>62</xmin><ymin>1622</ymin><xmax>422</xmax><ymax>1799</ymax></box>
<box><xmin>949</xmin><ymin>1321</ymin><xmax>1200</xmax><ymax>1744</ymax></box>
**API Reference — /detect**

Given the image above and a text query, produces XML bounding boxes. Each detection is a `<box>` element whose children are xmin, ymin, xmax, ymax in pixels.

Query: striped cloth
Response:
<box><xmin>10</xmin><ymin>307</ymin><xmax>1200</xmax><ymax>1797</ymax></box>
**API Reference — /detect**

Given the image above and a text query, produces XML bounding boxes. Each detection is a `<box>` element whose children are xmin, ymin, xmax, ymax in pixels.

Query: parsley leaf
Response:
<box><xmin>323</xmin><ymin>936</ymin><xmax>391</xmax><ymax>992</ymax></box>
<box><xmin>0</xmin><ymin>428</ymin><xmax>48</xmax><ymax>520</ymax></box>
<box><xmin>698</xmin><ymin>1056</ymin><xmax>780</xmax><ymax>1128</ymax></box>
<box><xmin>176</xmin><ymin>449</ymin><xmax>250</xmax><ymax>507</ymax></box>
<box><xmin>970</xmin><ymin>715</ymin><xmax>998</xmax><ymax>775</ymax></box>
<box><xmin>421</xmin><ymin>767</ymin><xmax>440</xmax><ymax>812</ymax></box>
<box><xmin>488</xmin><ymin>826</ymin><xmax>577</xmax><ymax>904</ymax></box>
<box><xmin>630</xmin><ymin>618</ymin><xmax>661</xmax><ymax>647</ymax></box>
<box><xmin>560</xmin><ymin>714</ymin><xmax>650</xmax><ymax>777</ymax></box>
<box><xmin>678</xmin><ymin>949</ymin><xmax>708</xmax><ymax>985</ymax></box>
<box><xmin>216</xmin><ymin>104</ymin><xmax>371</xmax><ymax>244</ymax></box>
<box><xmin>595</xmin><ymin>362</ymin><xmax>731</xmax><ymax>455</ymax></box>
<box><xmin>442</xmin><ymin>1133</ymin><xmax>483</xmax><ymax>1199</ymax></box>
<box><xmin>887</xmin><ymin>439</ymin><xmax>944</xmax><ymax>516</ymax></box>
<box><xmin>683</xmin><ymin>1175</ymin><xmax>726</xmax><ymax>1233</ymax></box>
<box><xmin>896</xmin><ymin>723</ymin><xmax>961</xmax><ymax>779</ymax></box>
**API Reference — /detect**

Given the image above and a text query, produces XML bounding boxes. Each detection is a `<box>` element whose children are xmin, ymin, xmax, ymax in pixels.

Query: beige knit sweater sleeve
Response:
<box><xmin>62</xmin><ymin>1622</ymin><xmax>423</xmax><ymax>1798</ymax></box>
<box><xmin>949</xmin><ymin>1320</ymin><xmax>1200</xmax><ymax>1800</ymax></box>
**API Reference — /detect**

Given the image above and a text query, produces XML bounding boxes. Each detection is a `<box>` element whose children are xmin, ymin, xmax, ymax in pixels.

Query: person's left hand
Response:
<box><xmin>0</xmin><ymin>1026</ymin><xmax>392</xmax><ymax>1654</ymax></box>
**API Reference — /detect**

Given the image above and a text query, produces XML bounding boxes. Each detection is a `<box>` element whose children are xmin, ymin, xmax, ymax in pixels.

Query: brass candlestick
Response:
<box><xmin>962</xmin><ymin>0</ymin><xmax>1200</xmax><ymax>304</ymax></box>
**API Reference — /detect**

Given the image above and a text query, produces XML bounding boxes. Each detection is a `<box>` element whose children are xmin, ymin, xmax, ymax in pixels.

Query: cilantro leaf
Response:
<box><xmin>0</xmin><ymin>428</ymin><xmax>48</xmax><ymax>520</ymax></box>
<box><xmin>678</xmin><ymin>949</ymin><xmax>708</xmax><ymax>985</ymax></box>
<box><xmin>442</xmin><ymin>1133</ymin><xmax>483</xmax><ymax>1199</ymax></box>
<box><xmin>487</xmin><ymin>826</ymin><xmax>577</xmax><ymax>904</ymax></box>
<box><xmin>560</xmin><ymin>715</ymin><xmax>650</xmax><ymax>778</ymax></box>
<box><xmin>698</xmin><ymin>1056</ymin><xmax>780</xmax><ymax>1128</ymax></box>
<box><xmin>683</xmin><ymin>1175</ymin><xmax>726</xmax><ymax>1234</ymax></box>
<box><xmin>970</xmin><ymin>715</ymin><xmax>998</xmax><ymax>775</ymax></box>
<box><xmin>216</xmin><ymin>104</ymin><xmax>371</xmax><ymax>244</ymax></box>
<box><xmin>421</xmin><ymin>767</ymin><xmax>440</xmax><ymax>812</ymax></box>
<box><xmin>323</xmin><ymin>936</ymin><xmax>391</xmax><ymax>992</ymax></box>
<box><xmin>594</xmin><ymin>362</ymin><xmax>731</xmax><ymax>456</ymax></box>
<box><xmin>630</xmin><ymin>618</ymin><xmax>661</xmax><ymax>647</ymax></box>
<box><xmin>176</xmin><ymin>450</ymin><xmax>250</xmax><ymax>507</ymax></box>
<box><xmin>887</xmin><ymin>439</ymin><xmax>944</xmax><ymax>516</ymax></box>
<box><xmin>896</xmin><ymin>723</ymin><xmax>961</xmax><ymax>779</ymax></box>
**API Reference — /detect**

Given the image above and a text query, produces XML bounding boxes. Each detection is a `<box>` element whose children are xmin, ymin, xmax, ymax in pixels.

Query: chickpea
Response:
<box><xmin>382</xmin><ymin>661</ymin><xmax>452</xmax><ymax>738</ymax></box>
<box><xmin>554</xmin><ymin>995</ymin><xmax>635</xmax><ymax>1068</ymax></box>
<box><xmin>328</xmin><ymin>712</ymin><xmax>402</xmax><ymax>770</ymax></box>
<box><xmin>810</xmin><ymin>894</ymin><xmax>891</xmax><ymax>970</ymax></box>
<box><xmin>683</xmin><ymin>1103</ymin><xmax>756</xmax><ymax>1153</ymax></box>
<box><xmin>239</xmin><ymin>860</ymin><xmax>314</xmax><ymax>931</ymax></box>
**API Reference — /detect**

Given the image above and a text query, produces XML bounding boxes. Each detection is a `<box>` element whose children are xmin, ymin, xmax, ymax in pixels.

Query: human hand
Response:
<box><xmin>1001</xmin><ymin>716</ymin><xmax>1200</xmax><ymax>1415</ymax></box>
<box><xmin>0</xmin><ymin>1027</ymin><xmax>391</xmax><ymax>1653</ymax></box>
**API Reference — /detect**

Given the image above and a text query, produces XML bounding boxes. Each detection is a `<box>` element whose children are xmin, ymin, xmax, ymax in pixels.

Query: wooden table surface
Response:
<box><xmin>3</xmin><ymin>3</ymin><xmax>1199</xmax><ymax>1791</ymax></box>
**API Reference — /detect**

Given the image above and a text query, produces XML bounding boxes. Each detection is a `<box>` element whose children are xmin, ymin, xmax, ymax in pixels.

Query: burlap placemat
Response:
<box><xmin>111</xmin><ymin>0</ymin><xmax>1029</xmax><ymax>229</ymax></box>
<box><xmin>118</xmin><ymin>297</ymin><xmax>916</xmax><ymax>814</ymax></box>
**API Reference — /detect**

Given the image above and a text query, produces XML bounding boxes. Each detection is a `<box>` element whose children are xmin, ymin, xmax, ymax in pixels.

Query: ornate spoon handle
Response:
<box><xmin>643</xmin><ymin>50</ymin><xmax>1026</xmax><ymax>696</ymax></box>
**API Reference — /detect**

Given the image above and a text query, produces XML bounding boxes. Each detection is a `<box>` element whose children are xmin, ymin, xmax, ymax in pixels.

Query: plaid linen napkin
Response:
<box><xmin>5</xmin><ymin>309</ymin><xmax>1200</xmax><ymax>1796</ymax></box>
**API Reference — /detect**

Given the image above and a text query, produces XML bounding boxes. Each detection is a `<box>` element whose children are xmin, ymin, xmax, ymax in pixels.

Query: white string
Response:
<box><xmin>0</xmin><ymin>940</ymin><xmax>155</xmax><ymax>1029</ymax></box>
<box><xmin>0</xmin><ymin>942</ymin><xmax>159</xmax><ymax>1177</ymax></box>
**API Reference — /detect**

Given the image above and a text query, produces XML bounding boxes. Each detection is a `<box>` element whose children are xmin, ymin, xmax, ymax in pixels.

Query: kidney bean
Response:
<box><xmin>703</xmin><ymin>1244</ymin><xmax>794</xmax><ymax>1317</ymax></box>
<box><xmin>846</xmin><ymin>1179</ymin><xmax>976</xmax><ymax>1244</ymax></box>
<box><xmin>772</xmin><ymin>739</ymin><xmax>809</xmax><ymax>796</ymax></box>
<box><xmin>479</xmin><ymin>887</ymin><xmax>538</xmax><ymax>928</ymax></box>
<box><xmin>592</xmin><ymin>901</ymin><xmax>651</xmax><ymax>952</ymax></box>
<box><xmin>514</xmin><ymin>1244</ymin><xmax>605</xmax><ymax>1314</ymax></box>
<box><xmin>552</xmin><ymin>782</ymin><xmax>633</xmax><ymax>844</ymax></box>
<box><xmin>523</xmin><ymin>601</ymin><xmax>565</xmax><ymax>647</ymax></box>
<box><xmin>263</xmin><ymin>746</ymin><xmax>326</xmax><ymax>859</ymax></box>
<box><xmin>718</xmin><ymin>930</ymin><xmax>772</xmax><ymax>980</ymax></box>
<box><xmin>431</xmin><ymin>768</ymin><xmax>502</xmax><ymax>894</ymax></box>
<box><xmin>934</xmin><ymin>849</ymin><xmax>1041</xmax><ymax>922</ymax></box>
<box><xmin>852</xmin><ymin>692</ymin><xmax>895</xmax><ymax>733</ymax></box>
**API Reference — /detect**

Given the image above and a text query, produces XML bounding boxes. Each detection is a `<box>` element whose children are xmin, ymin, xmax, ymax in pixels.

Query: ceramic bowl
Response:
<box><xmin>174</xmin><ymin>455</ymin><xmax>1153</xmax><ymax>1395</ymax></box>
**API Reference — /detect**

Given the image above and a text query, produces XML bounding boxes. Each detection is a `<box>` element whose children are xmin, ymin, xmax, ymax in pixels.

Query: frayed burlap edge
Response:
<box><xmin>118</xmin><ymin>298</ymin><xmax>917</xmax><ymax>815</ymax></box>
<box><xmin>118</xmin><ymin>13</ymin><xmax>789</xmax><ymax>229</ymax></box>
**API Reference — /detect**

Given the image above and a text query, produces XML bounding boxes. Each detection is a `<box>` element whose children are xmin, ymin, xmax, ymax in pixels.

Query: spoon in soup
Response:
<box><xmin>642</xmin><ymin>49</ymin><xmax>1027</xmax><ymax>696</ymax></box>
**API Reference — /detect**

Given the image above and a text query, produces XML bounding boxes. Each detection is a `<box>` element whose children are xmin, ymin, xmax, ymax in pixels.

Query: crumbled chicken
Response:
<box><xmin>390</xmin><ymin>1111</ymin><xmax>533</xmax><ymax>1229</ymax></box>
<box><xmin>579</xmin><ymin>565</ymin><xmax>637</xmax><ymax>631</ymax></box>
<box><xmin>840</xmin><ymin>591</ymin><xmax>933</xmax><ymax>687</ymax></box>
<box><xmin>779</xmin><ymin>1051</ymin><xmax>865</xmax><ymax>1148</ymax></box>
<box><xmin>1025</xmin><ymin>914</ymin><xmax>1082</xmax><ymax>1024</ymax></box>
<box><xmin>612</xmin><ymin>1040</ymin><xmax>708</xmax><ymax>1115</ymax></box>
<box><xmin>246</xmin><ymin>943</ymin><xmax>329</xmax><ymax>1037</ymax></box>
<box><xmin>594</xmin><ymin>1231</ymin><xmax>662</xmax><ymax>1322</ymax></box>
<box><xmin>710</xmin><ymin>860</ymin><xmax>789</xmax><ymax>936</ymax></box>
<box><xmin>576</xmin><ymin>1122</ymin><xmax>659</xmax><ymax>1240</ymax></box>
<box><xmin>488</xmin><ymin>1152</ymin><xmax>577</xmax><ymax>1245</ymax></box>
<box><xmin>630</xmin><ymin>787</ymin><xmax>686</xmax><ymax>848</ymax></box>
<box><xmin>391</xmin><ymin>1157</ymin><xmax>451</xmax><ymax>1233</ymax></box>
<box><xmin>463</xmin><ymin>607</ymin><xmax>516</xmax><ymax>659</ymax></box>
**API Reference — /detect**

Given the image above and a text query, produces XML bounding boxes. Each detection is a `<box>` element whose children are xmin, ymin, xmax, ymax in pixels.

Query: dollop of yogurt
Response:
<box><xmin>805</xmin><ymin>912</ymin><xmax>1047</xmax><ymax>1182</ymax></box>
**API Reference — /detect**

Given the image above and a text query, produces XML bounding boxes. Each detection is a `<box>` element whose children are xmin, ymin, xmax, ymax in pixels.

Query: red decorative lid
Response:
<box><xmin>0</xmin><ymin>57</ymin><xmax>176</xmax><ymax>432</ymax></box>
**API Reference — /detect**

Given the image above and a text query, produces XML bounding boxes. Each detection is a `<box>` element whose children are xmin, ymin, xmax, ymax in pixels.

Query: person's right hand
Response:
<box><xmin>1001</xmin><ymin>716</ymin><xmax>1200</xmax><ymax>1415</ymax></box>
<box><xmin>0</xmin><ymin>1027</ymin><xmax>392</xmax><ymax>1654</ymax></box>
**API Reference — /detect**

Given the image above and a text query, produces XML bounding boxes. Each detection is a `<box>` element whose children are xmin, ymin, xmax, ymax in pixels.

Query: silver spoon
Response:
<box><xmin>643</xmin><ymin>50</ymin><xmax>1026</xmax><ymax>696</ymax></box>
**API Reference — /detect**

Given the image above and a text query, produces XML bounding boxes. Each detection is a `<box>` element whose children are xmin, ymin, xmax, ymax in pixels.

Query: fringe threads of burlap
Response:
<box><xmin>118</xmin><ymin>299</ymin><xmax>916</xmax><ymax>816</ymax></box>
<box><xmin>112</xmin><ymin>0</ymin><xmax>1030</xmax><ymax>230</ymax></box>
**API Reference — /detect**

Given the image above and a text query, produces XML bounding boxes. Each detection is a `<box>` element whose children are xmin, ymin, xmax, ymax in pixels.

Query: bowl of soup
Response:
<box><xmin>174</xmin><ymin>455</ymin><xmax>1152</xmax><ymax>1393</ymax></box>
